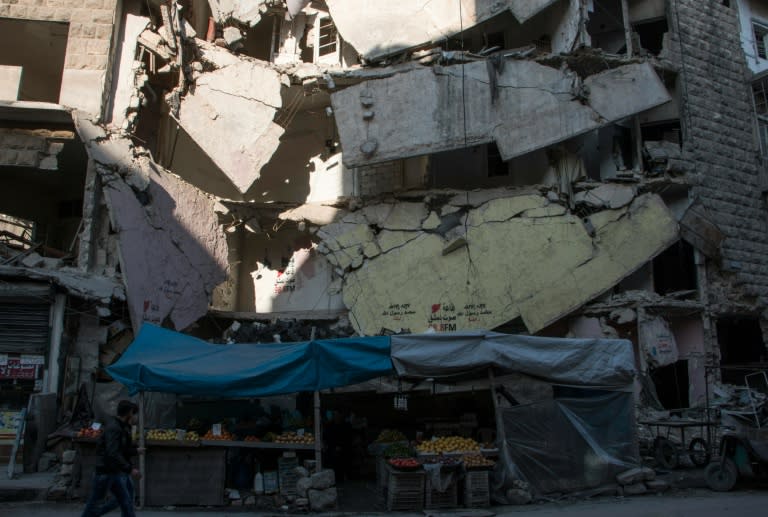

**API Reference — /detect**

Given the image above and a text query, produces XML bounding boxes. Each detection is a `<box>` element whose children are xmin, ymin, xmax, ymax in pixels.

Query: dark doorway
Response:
<box><xmin>653</xmin><ymin>240</ymin><xmax>697</xmax><ymax>295</ymax></box>
<box><xmin>651</xmin><ymin>360</ymin><xmax>690</xmax><ymax>410</ymax></box>
<box><xmin>717</xmin><ymin>317</ymin><xmax>767</xmax><ymax>384</ymax></box>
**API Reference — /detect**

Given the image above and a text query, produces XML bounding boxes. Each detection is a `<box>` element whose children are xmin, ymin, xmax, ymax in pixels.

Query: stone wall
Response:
<box><xmin>0</xmin><ymin>0</ymin><xmax>118</xmax><ymax>115</ymax></box>
<box><xmin>669</xmin><ymin>0</ymin><xmax>768</xmax><ymax>323</ymax></box>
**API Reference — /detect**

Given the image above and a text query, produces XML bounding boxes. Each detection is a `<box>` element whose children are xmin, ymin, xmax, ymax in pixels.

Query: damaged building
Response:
<box><xmin>1</xmin><ymin>0</ymin><xmax>768</xmax><ymax>485</ymax></box>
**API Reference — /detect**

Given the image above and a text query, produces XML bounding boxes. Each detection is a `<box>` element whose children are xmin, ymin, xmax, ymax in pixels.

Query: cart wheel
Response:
<box><xmin>705</xmin><ymin>457</ymin><xmax>737</xmax><ymax>492</ymax></box>
<box><xmin>688</xmin><ymin>437</ymin><xmax>711</xmax><ymax>467</ymax></box>
<box><xmin>654</xmin><ymin>438</ymin><xmax>679</xmax><ymax>469</ymax></box>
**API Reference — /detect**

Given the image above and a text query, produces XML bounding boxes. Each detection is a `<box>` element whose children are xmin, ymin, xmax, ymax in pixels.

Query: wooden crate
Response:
<box><xmin>386</xmin><ymin>465</ymin><xmax>424</xmax><ymax>511</ymax></box>
<box><xmin>463</xmin><ymin>470</ymin><xmax>490</xmax><ymax>508</ymax></box>
<box><xmin>278</xmin><ymin>455</ymin><xmax>299</xmax><ymax>496</ymax></box>
<box><xmin>425</xmin><ymin>475</ymin><xmax>458</xmax><ymax>509</ymax></box>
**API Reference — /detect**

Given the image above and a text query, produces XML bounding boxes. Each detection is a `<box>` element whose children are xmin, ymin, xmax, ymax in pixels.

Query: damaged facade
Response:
<box><xmin>2</xmin><ymin>0</ymin><xmax>768</xmax><ymax>482</ymax></box>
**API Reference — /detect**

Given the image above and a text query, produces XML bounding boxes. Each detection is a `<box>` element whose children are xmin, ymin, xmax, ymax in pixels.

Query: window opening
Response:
<box><xmin>717</xmin><ymin>317</ymin><xmax>767</xmax><ymax>385</ymax></box>
<box><xmin>753</xmin><ymin>21</ymin><xmax>768</xmax><ymax>60</ymax></box>
<box><xmin>317</xmin><ymin>17</ymin><xmax>338</xmax><ymax>57</ymax></box>
<box><xmin>753</xmin><ymin>76</ymin><xmax>768</xmax><ymax>156</ymax></box>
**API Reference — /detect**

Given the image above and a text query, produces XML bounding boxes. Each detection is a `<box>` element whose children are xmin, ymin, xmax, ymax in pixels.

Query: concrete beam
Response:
<box><xmin>331</xmin><ymin>60</ymin><xmax>671</xmax><ymax>168</ymax></box>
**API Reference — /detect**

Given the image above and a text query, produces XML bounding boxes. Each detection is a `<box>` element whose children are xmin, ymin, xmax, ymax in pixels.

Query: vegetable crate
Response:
<box><xmin>278</xmin><ymin>455</ymin><xmax>299</xmax><ymax>496</ymax></box>
<box><xmin>463</xmin><ymin>470</ymin><xmax>490</xmax><ymax>507</ymax></box>
<box><xmin>386</xmin><ymin>466</ymin><xmax>425</xmax><ymax>511</ymax></box>
<box><xmin>425</xmin><ymin>476</ymin><xmax>458</xmax><ymax>509</ymax></box>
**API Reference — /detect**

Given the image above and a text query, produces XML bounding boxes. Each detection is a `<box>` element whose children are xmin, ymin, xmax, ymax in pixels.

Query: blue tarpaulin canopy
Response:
<box><xmin>106</xmin><ymin>324</ymin><xmax>392</xmax><ymax>397</ymax></box>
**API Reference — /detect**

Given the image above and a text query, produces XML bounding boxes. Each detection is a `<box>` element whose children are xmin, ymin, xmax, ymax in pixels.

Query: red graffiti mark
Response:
<box><xmin>431</xmin><ymin>304</ymin><xmax>441</xmax><ymax>314</ymax></box>
<box><xmin>143</xmin><ymin>300</ymin><xmax>150</xmax><ymax>313</ymax></box>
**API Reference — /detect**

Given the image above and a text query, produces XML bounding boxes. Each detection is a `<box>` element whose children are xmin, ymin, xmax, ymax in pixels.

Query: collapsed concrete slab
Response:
<box><xmin>208</xmin><ymin>0</ymin><xmax>268</xmax><ymax>27</ymax></box>
<box><xmin>325</xmin><ymin>0</ymin><xmax>560</xmax><ymax>60</ymax></box>
<box><xmin>0</xmin><ymin>266</ymin><xmax>124</xmax><ymax>307</ymax></box>
<box><xmin>331</xmin><ymin>60</ymin><xmax>671</xmax><ymax>168</ymax></box>
<box><xmin>75</xmin><ymin>117</ymin><xmax>228</xmax><ymax>331</ymax></box>
<box><xmin>176</xmin><ymin>60</ymin><xmax>284</xmax><ymax>193</ymax></box>
<box><xmin>313</xmin><ymin>193</ymin><xmax>678</xmax><ymax>335</ymax></box>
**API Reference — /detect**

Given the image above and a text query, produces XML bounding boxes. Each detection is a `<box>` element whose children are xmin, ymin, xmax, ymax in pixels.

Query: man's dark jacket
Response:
<box><xmin>95</xmin><ymin>416</ymin><xmax>136</xmax><ymax>474</ymax></box>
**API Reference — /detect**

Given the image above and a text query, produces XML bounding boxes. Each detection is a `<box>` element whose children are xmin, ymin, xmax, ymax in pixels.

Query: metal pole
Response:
<box><xmin>138</xmin><ymin>392</ymin><xmax>146</xmax><ymax>509</ymax></box>
<box><xmin>309</xmin><ymin>326</ymin><xmax>322</xmax><ymax>471</ymax></box>
<box><xmin>314</xmin><ymin>391</ymin><xmax>322</xmax><ymax>471</ymax></box>
<box><xmin>488</xmin><ymin>369</ymin><xmax>511</xmax><ymax>471</ymax></box>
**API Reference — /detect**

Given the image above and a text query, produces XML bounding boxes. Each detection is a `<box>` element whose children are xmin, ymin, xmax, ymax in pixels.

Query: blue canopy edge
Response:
<box><xmin>106</xmin><ymin>323</ymin><xmax>393</xmax><ymax>397</ymax></box>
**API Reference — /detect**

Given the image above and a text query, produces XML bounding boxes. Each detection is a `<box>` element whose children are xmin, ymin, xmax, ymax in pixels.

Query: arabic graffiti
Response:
<box><xmin>379</xmin><ymin>300</ymin><xmax>495</xmax><ymax>332</ymax></box>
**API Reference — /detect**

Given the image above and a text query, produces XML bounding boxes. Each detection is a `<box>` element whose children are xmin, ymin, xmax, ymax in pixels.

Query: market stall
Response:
<box><xmin>105</xmin><ymin>323</ymin><xmax>391</xmax><ymax>507</ymax></box>
<box><xmin>102</xmin><ymin>324</ymin><xmax>639</xmax><ymax>509</ymax></box>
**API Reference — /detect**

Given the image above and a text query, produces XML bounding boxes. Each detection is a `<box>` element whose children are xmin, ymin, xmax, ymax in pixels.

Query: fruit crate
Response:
<box><xmin>386</xmin><ymin>465</ymin><xmax>424</xmax><ymax>511</ymax></box>
<box><xmin>463</xmin><ymin>470</ymin><xmax>490</xmax><ymax>508</ymax></box>
<box><xmin>278</xmin><ymin>455</ymin><xmax>299</xmax><ymax>496</ymax></box>
<box><xmin>425</xmin><ymin>476</ymin><xmax>458</xmax><ymax>509</ymax></box>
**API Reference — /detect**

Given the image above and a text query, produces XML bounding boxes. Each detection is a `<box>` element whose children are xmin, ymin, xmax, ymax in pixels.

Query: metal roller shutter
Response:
<box><xmin>0</xmin><ymin>299</ymin><xmax>51</xmax><ymax>355</ymax></box>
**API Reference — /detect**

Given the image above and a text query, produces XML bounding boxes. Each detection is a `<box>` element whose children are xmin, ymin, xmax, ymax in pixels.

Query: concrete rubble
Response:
<box><xmin>176</xmin><ymin>60</ymin><xmax>285</xmax><ymax>193</ymax></box>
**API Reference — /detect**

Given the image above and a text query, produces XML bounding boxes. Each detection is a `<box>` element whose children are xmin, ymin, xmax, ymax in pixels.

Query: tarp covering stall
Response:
<box><xmin>391</xmin><ymin>331</ymin><xmax>636</xmax><ymax>389</ymax></box>
<box><xmin>392</xmin><ymin>331</ymin><xmax>639</xmax><ymax>497</ymax></box>
<box><xmin>106</xmin><ymin>324</ymin><xmax>392</xmax><ymax>398</ymax></box>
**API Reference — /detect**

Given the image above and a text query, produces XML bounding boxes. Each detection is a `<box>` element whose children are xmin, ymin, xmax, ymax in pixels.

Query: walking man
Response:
<box><xmin>81</xmin><ymin>400</ymin><xmax>142</xmax><ymax>517</ymax></box>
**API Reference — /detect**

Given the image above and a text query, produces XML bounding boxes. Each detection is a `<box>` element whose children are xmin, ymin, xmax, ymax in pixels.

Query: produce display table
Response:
<box><xmin>200</xmin><ymin>439</ymin><xmax>315</xmax><ymax>450</ymax></box>
<box><xmin>139</xmin><ymin>439</ymin><xmax>317</xmax><ymax>506</ymax></box>
<box><xmin>144</xmin><ymin>443</ymin><xmax>226</xmax><ymax>507</ymax></box>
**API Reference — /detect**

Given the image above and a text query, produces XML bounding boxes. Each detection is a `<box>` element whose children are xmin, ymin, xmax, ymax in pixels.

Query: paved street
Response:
<box><xmin>1</xmin><ymin>489</ymin><xmax>766</xmax><ymax>517</ymax></box>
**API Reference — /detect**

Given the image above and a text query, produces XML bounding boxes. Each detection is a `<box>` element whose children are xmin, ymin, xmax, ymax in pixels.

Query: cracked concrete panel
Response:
<box><xmin>381</xmin><ymin>202</ymin><xmax>429</xmax><ymax>230</ymax></box>
<box><xmin>332</xmin><ymin>61</ymin><xmax>670</xmax><ymax>168</ymax></box>
<box><xmin>466</xmin><ymin>195</ymin><xmax>545</xmax><ymax>226</ymax></box>
<box><xmin>252</xmin><ymin>246</ymin><xmax>344</xmax><ymax>314</ymax></box>
<box><xmin>177</xmin><ymin>61</ymin><xmax>284</xmax><ymax>193</ymax></box>
<box><xmin>574</xmin><ymin>184</ymin><xmax>636</xmax><ymax>209</ymax></box>
<box><xmin>325</xmin><ymin>0</ymin><xmax>559</xmax><ymax>60</ymax></box>
<box><xmin>89</xmin><ymin>144</ymin><xmax>228</xmax><ymax>330</ymax></box>
<box><xmin>324</xmin><ymin>193</ymin><xmax>677</xmax><ymax>335</ymax></box>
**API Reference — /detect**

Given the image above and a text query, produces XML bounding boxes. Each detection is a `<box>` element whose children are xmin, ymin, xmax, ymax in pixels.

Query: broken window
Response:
<box><xmin>632</xmin><ymin>18</ymin><xmax>668</xmax><ymax>56</ymax></box>
<box><xmin>753</xmin><ymin>76</ymin><xmax>768</xmax><ymax>156</ymax></box>
<box><xmin>717</xmin><ymin>317</ymin><xmax>767</xmax><ymax>384</ymax></box>
<box><xmin>652</xmin><ymin>240</ymin><xmax>697</xmax><ymax>295</ymax></box>
<box><xmin>0</xmin><ymin>213</ymin><xmax>35</xmax><ymax>251</ymax></box>
<box><xmin>0</xmin><ymin>19</ymin><xmax>69</xmax><ymax>102</ymax></box>
<box><xmin>314</xmin><ymin>16</ymin><xmax>339</xmax><ymax>64</ymax></box>
<box><xmin>753</xmin><ymin>21</ymin><xmax>768</xmax><ymax>60</ymax></box>
<box><xmin>641</xmin><ymin>120</ymin><xmax>682</xmax><ymax>146</ymax></box>
<box><xmin>586</xmin><ymin>0</ymin><xmax>627</xmax><ymax>54</ymax></box>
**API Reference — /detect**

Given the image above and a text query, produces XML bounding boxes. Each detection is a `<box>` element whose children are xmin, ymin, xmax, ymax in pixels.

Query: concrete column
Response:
<box><xmin>46</xmin><ymin>293</ymin><xmax>67</xmax><ymax>395</ymax></box>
